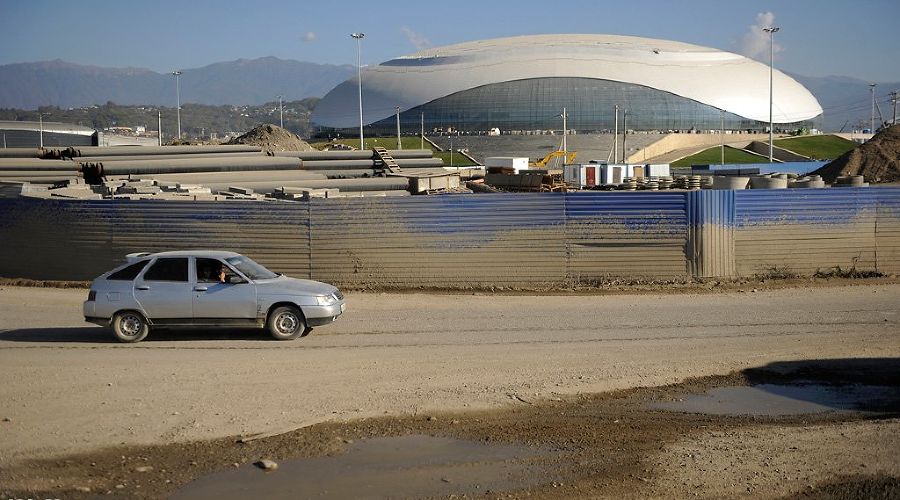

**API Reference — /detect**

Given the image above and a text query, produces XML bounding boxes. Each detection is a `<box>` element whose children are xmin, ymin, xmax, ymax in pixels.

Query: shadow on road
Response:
<box><xmin>0</xmin><ymin>326</ymin><xmax>274</xmax><ymax>343</ymax></box>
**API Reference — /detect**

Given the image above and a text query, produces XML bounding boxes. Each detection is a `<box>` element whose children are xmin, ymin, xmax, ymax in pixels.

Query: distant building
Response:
<box><xmin>312</xmin><ymin>34</ymin><xmax>823</xmax><ymax>135</ymax></box>
<box><xmin>0</xmin><ymin>120</ymin><xmax>98</xmax><ymax>148</ymax></box>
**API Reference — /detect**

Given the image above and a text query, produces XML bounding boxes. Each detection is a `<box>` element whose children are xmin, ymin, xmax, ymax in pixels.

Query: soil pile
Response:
<box><xmin>227</xmin><ymin>124</ymin><xmax>315</xmax><ymax>152</ymax></box>
<box><xmin>812</xmin><ymin>124</ymin><xmax>900</xmax><ymax>183</ymax></box>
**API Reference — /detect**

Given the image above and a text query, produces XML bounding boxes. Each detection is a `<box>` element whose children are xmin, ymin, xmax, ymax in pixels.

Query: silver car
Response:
<box><xmin>83</xmin><ymin>250</ymin><xmax>345</xmax><ymax>343</ymax></box>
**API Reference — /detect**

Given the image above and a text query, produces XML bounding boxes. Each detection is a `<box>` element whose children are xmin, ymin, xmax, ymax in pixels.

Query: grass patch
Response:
<box><xmin>671</xmin><ymin>146</ymin><xmax>766</xmax><ymax>168</ymax></box>
<box><xmin>773</xmin><ymin>135</ymin><xmax>857</xmax><ymax>160</ymax></box>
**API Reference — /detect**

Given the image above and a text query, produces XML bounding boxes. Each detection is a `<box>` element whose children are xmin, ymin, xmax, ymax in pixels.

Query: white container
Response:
<box><xmin>485</xmin><ymin>156</ymin><xmax>529</xmax><ymax>173</ymax></box>
<box><xmin>565</xmin><ymin>164</ymin><xmax>602</xmax><ymax>188</ymax></box>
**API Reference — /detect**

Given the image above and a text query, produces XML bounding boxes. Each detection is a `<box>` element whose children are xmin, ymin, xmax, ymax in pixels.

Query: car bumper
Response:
<box><xmin>303</xmin><ymin>301</ymin><xmax>345</xmax><ymax>327</ymax></box>
<box><xmin>84</xmin><ymin>316</ymin><xmax>109</xmax><ymax>327</ymax></box>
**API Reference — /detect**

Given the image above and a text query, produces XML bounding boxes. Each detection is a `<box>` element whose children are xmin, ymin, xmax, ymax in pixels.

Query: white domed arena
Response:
<box><xmin>312</xmin><ymin>34</ymin><xmax>823</xmax><ymax>135</ymax></box>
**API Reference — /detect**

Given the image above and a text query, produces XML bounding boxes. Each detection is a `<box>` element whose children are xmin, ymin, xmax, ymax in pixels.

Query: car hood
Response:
<box><xmin>254</xmin><ymin>276</ymin><xmax>337</xmax><ymax>296</ymax></box>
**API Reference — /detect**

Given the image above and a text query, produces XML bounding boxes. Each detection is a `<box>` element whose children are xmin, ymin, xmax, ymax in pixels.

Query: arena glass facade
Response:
<box><xmin>358</xmin><ymin>77</ymin><xmax>818</xmax><ymax>135</ymax></box>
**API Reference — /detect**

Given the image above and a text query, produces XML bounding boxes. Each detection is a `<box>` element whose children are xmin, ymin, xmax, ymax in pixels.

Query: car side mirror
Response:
<box><xmin>227</xmin><ymin>275</ymin><xmax>245</xmax><ymax>284</ymax></box>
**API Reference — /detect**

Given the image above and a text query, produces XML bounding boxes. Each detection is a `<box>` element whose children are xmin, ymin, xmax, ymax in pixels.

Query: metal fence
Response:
<box><xmin>1</xmin><ymin>187</ymin><xmax>898</xmax><ymax>284</ymax></box>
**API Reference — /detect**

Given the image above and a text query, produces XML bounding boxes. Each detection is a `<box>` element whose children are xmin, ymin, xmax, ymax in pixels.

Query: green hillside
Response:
<box><xmin>671</xmin><ymin>146</ymin><xmax>767</xmax><ymax>168</ymax></box>
<box><xmin>773</xmin><ymin>135</ymin><xmax>857</xmax><ymax>160</ymax></box>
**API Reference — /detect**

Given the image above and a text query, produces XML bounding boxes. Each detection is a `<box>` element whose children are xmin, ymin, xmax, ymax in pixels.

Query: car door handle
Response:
<box><xmin>136</xmin><ymin>285</ymin><xmax>150</xmax><ymax>291</ymax></box>
<box><xmin>193</xmin><ymin>286</ymin><xmax>208</xmax><ymax>292</ymax></box>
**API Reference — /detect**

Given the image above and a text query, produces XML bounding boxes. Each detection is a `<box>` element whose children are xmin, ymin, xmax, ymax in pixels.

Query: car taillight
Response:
<box><xmin>87</xmin><ymin>290</ymin><xmax>96</xmax><ymax>301</ymax></box>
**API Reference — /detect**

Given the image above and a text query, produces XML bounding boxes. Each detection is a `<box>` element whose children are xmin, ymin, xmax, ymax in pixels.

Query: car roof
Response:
<box><xmin>135</xmin><ymin>250</ymin><xmax>243</xmax><ymax>259</ymax></box>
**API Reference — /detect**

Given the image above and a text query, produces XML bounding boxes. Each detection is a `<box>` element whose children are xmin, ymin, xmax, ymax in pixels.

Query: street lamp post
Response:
<box><xmin>351</xmin><ymin>32</ymin><xmax>365</xmax><ymax>150</ymax></box>
<box><xmin>763</xmin><ymin>26</ymin><xmax>779</xmax><ymax>163</ymax></box>
<box><xmin>172</xmin><ymin>70</ymin><xmax>182</xmax><ymax>140</ymax></box>
<box><xmin>277</xmin><ymin>95</ymin><xmax>284</xmax><ymax>128</ymax></box>
<box><xmin>395</xmin><ymin>106</ymin><xmax>402</xmax><ymax>150</ymax></box>
<box><xmin>38</xmin><ymin>111</ymin><xmax>44</xmax><ymax>148</ymax></box>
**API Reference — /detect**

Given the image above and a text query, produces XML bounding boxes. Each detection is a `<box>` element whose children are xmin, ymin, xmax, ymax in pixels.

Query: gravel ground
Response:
<box><xmin>0</xmin><ymin>282</ymin><xmax>898</xmax><ymax>498</ymax></box>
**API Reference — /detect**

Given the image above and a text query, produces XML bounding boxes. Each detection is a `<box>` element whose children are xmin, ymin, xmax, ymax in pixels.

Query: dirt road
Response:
<box><xmin>1</xmin><ymin>283</ymin><xmax>898</xmax><ymax>498</ymax></box>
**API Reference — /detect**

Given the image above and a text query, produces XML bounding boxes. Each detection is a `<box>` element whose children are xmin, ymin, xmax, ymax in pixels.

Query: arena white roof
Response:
<box><xmin>312</xmin><ymin>34</ymin><xmax>823</xmax><ymax>128</ymax></box>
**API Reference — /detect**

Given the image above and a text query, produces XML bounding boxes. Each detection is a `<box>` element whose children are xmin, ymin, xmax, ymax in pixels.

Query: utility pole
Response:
<box><xmin>622</xmin><ymin>110</ymin><xmax>628</xmax><ymax>164</ymax></box>
<box><xmin>172</xmin><ymin>70</ymin><xmax>182</xmax><ymax>140</ymax></box>
<box><xmin>449</xmin><ymin>133</ymin><xmax>454</xmax><ymax>169</ymax></box>
<box><xmin>39</xmin><ymin>112</ymin><xmax>44</xmax><ymax>148</ymax></box>
<box><xmin>614</xmin><ymin>105</ymin><xmax>619</xmax><ymax>163</ymax></box>
<box><xmin>420</xmin><ymin>112</ymin><xmax>424</xmax><ymax>150</ymax></box>
<box><xmin>277</xmin><ymin>95</ymin><xmax>284</xmax><ymax>128</ymax></box>
<box><xmin>157</xmin><ymin>111</ymin><xmax>162</xmax><ymax>146</ymax></box>
<box><xmin>351</xmin><ymin>32</ymin><xmax>365</xmax><ymax>150</ymax></box>
<box><xmin>395</xmin><ymin>106</ymin><xmax>402</xmax><ymax>150</ymax></box>
<box><xmin>720</xmin><ymin>109</ymin><xmax>725</xmax><ymax>165</ymax></box>
<box><xmin>887</xmin><ymin>91</ymin><xmax>897</xmax><ymax>126</ymax></box>
<box><xmin>870</xmin><ymin>83</ymin><xmax>876</xmax><ymax>133</ymax></box>
<box><xmin>763</xmin><ymin>26</ymin><xmax>779</xmax><ymax>163</ymax></box>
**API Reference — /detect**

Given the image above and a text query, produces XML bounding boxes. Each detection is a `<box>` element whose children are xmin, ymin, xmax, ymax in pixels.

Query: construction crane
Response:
<box><xmin>530</xmin><ymin>150</ymin><xmax>577</xmax><ymax>169</ymax></box>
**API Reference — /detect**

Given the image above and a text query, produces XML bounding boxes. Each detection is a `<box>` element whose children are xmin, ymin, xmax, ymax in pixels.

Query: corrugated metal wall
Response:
<box><xmin>1</xmin><ymin>188</ymin><xmax>899</xmax><ymax>284</ymax></box>
<box><xmin>309</xmin><ymin>194</ymin><xmax>565</xmax><ymax>286</ymax></box>
<box><xmin>733</xmin><ymin>188</ymin><xmax>879</xmax><ymax>276</ymax></box>
<box><xmin>875</xmin><ymin>187</ymin><xmax>900</xmax><ymax>275</ymax></box>
<box><xmin>687</xmin><ymin>190</ymin><xmax>735</xmax><ymax>278</ymax></box>
<box><xmin>566</xmin><ymin>191</ymin><xmax>689</xmax><ymax>280</ymax></box>
<box><xmin>0</xmin><ymin>199</ymin><xmax>310</xmax><ymax>281</ymax></box>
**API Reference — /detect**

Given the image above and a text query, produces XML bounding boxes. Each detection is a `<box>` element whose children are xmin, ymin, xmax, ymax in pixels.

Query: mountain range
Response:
<box><xmin>0</xmin><ymin>58</ymin><xmax>897</xmax><ymax>132</ymax></box>
<box><xmin>0</xmin><ymin>57</ymin><xmax>355</xmax><ymax>110</ymax></box>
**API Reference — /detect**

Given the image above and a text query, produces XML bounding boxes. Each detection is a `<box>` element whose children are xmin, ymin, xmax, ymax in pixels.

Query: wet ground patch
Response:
<box><xmin>2</xmin><ymin>358</ymin><xmax>898</xmax><ymax>499</ymax></box>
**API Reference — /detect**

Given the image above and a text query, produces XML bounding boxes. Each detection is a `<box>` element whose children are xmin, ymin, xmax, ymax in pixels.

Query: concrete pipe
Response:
<box><xmin>110</xmin><ymin>170</ymin><xmax>328</xmax><ymax>184</ymax></box>
<box><xmin>66</xmin><ymin>145</ymin><xmax>263</xmax><ymax>157</ymax></box>
<box><xmin>789</xmin><ymin>179</ymin><xmax>826</xmax><ymax>189</ymax></box>
<box><xmin>87</xmin><ymin>156</ymin><xmax>302</xmax><ymax>177</ymax></box>
<box><xmin>711</xmin><ymin>176</ymin><xmax>750</xmax><ymax>190</ymax></box>
<box><xmin>388</xmin><ymin>149</ymin><xmax>434</xmax><ymax>159</ymax></box>
<box><xmin>193</xmin><ymin>177</ymin><xmax>410</xmax><ymax>193</ymax></box>
<box><xmin>300</xmin><ymin>159</ymin><xmax>376</xmax><ymax>170</ymax></box>
<box><xmin>0</xmin><ymin>148</ymin><xmax>44</xmax><ymax>159</ymax></box>
<box><xmin>273</xmin><ymin>151</ymin><xmax>374</xmax><ymax>160</ymax></box>
<box><xmin>0</xmin><ymin>159</ymin><xmax>78</xmax><ymax>171</ymax></box>
<box><xmin>0</xmin><ymin>169</ymin><xmax>80</xmax><ymax>178</ymax></box>
<box><xmin>749</xmin><ymin>176</ymin><xmax>788</xmax><ymax>189</ymax></box>
<box><xmin>74</xmin><ymin>152</ymin><xmax>267</xmax><ymax>163</ymax></box>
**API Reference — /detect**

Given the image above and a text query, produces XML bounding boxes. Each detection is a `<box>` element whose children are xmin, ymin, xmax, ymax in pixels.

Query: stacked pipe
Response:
<box><xmin>0</xmin><ymin>157</ymin><xmax>79</xmax><ymax>183</ymax></box>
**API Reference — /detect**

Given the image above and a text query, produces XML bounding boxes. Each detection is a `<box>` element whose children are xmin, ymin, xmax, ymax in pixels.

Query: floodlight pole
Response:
<box><xmin>763</xmin><ymin>26</ymin><xmax>779</xmax><ymax>163</ymax></box>
<box><xmin>614</xmin><ymin>105</ymin><xmax>619</xmax><ymax>163</ymax></box>
<box><xmin>420</xmin><ymin>112</ymin><xmax>424</xmax><ymax>150</ymax></box>
<box><xmin>561</xmin><ymin>107</ymin><xmax>568</xmax><ymax>155</ymax></box>
<box><xmin>157</xmin><ymin>111</ymin><xmax>162</xmax><ymax>146</ymax></box>
<box><xmin>622</xmin><ymin>110</ymin><xmax>628</xmax><ymax>164</ymax></box>
<box><xmin>39</xmin><ymin>112</ymin><xmax>44</xmax><ymax>148</ymax></box>
<box><xmin>720</xmin><ymin>109</ymin><xmax>725</xmax><ymax>165</ymax></box>
<box><xmin>351</xmin><ymin>32</ymin><xmax>365</xmax><ymax>150</ymax></box>
<box><xmin>891</xmin><ymin>91</ymin><xmax>898</xmax><ymax>126</ymax></box>
<box><xmin>172</xmin><ymin>70</ymin><xmax>182</xmax><ymax>140</ymax></box>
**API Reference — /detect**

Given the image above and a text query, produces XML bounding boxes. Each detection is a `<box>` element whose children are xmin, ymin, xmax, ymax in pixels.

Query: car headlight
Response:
<box><xmin>316</xmin><ymin>294</ymin><xmax>338</xmax><ymax>306</ymax></box>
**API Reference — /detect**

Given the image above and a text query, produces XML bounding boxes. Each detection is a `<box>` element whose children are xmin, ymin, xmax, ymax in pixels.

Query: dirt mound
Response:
<box><xmin>812</xmin><ymin>124</ymin><xmax>900</xmax><ymax>183</ymax></box>
<box><xmin>227</xmin><ymin>124</ymin><xmax>315</xmax><ymax>152</ymax></box>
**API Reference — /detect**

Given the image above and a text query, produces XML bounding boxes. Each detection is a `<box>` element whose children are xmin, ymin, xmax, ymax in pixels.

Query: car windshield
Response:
<box><xmin>225</xmin><ymin>255</ymin><xmax>278</xmax><ymax>280</ymax></box>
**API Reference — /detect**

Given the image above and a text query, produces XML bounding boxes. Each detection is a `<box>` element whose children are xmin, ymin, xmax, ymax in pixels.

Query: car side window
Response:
<box><xmin>108</xmin><ymin>260</ymin><xmax>150</xmax><ymax>281</ymax></box>
<box><xmin>196</xmin><ymin>258</ymin><xmax>224</xmax><ymax>283</ymax></box>
<box><xmin>142</xmin><ymin>258</ymin><xmax>189</xmax><ymax>282</ymax></box>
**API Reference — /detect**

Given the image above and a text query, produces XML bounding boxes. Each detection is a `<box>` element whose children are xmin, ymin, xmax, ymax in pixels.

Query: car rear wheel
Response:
<box><xmin>112</xmin><ymin>311</ymin><xmax>149</xmax><ymax>343</ymax></box>
<box><xmin>267</xmin><ymin>306</ymin><xmax>306</xmax><ymax>340</ymax></box>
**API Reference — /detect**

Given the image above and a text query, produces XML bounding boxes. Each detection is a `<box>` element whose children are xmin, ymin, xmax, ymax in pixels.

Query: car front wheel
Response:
<box><xmin>112</xmin><ymin>311</ymin><xmax>149</xmax><ymax>343</ymax></box>
<box><xmin>267</xmin><ymin>306</ymin><xmax>306</xmax><ymax>340</ymax></box>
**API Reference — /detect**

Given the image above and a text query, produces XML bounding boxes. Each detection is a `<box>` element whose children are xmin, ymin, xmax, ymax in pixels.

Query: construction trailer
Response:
<box><xmin>565</xmin><ymin>162</ymin><xmax>671</xmax><ymax>188</ymax></box>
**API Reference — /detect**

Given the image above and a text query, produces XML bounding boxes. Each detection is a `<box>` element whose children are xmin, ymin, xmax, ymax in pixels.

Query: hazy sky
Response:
<box><xmin>2</xmin><ymin>0</ymin><xmax>898</xmax><ymax>82</ymax></box>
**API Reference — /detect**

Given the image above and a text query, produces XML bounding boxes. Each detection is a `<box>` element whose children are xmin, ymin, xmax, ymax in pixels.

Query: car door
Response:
<box><xmin>133</xmin><ymin>257</ymin><xmax>193</xmax><ymax>321</ymax></box>
<box><xmin>191</xmin><ymin>257</ymin><xmax>257</xmax><ymax>322</ymax></box>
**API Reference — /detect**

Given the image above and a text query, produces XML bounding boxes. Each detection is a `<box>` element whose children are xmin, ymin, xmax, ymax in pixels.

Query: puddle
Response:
<box><xmin>651</xmin><ymin>384</ymin><xmax>900</xmax><ymax>416</ymax></box>
<box><xmin>171</xmin><ymin>435</ymin><xmax>552</xmax><ymax>499</ymax></box>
